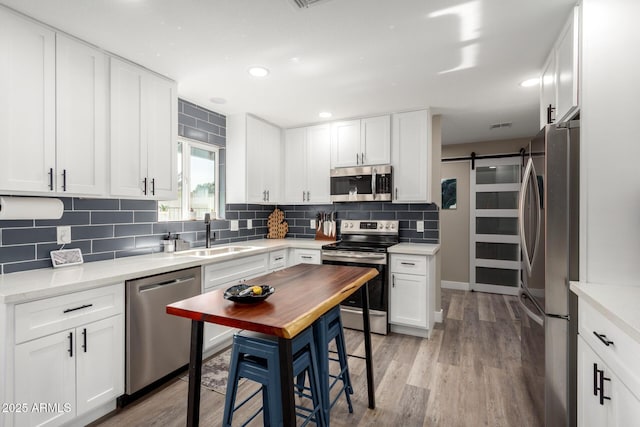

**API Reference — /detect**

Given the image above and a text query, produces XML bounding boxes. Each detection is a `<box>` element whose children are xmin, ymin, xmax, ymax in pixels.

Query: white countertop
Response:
<box><xmin>0</xmin><ymin>238</ymin><xmax>331</xmax><ymax>304</ymax></box>
<box><xmin>570</xmin><ymin>281</ymin><xmax>640</xmax><ymax>346</ymax></box>
<box><xmin>387</xmin><ymin>243</ymin><xmax>440</xmax><ymax>256</ymax></box>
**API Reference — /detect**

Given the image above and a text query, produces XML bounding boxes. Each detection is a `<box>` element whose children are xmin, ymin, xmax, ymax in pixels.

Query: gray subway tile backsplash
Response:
<box><xmin>0</xmin><ymin>99</ymin><xmax>438</xmax><ymax>275</ymax></box>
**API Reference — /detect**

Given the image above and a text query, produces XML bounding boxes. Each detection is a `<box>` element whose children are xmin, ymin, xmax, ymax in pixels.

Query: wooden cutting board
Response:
<box><xmin>267</xmin><ymin>208</ymin><xmax>288</xmax><ymax>239</ymax></box>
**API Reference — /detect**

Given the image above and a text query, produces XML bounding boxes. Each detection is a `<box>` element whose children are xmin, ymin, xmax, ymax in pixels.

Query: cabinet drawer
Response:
<box><xmin>269</xmin><ymin>249</ymin><xmax>287</xmax><ymax>271</ymax></box>
<box><xmin>579</xmin><ymin>299</ymin><xmax>640</xmax><ymax>399</ymax></box>
<box><xmin>292</xmin><ymin>249</ymin><xmax>321</xmax><ymax>265</ymax></box>
<box><xmin>15</xmin><ymin>283</ymin><xmax>124</xmax><ymax>344</ymax></box>
<box><xmin>203</xmin><ymin>253</ymin><xmax>268</xmax><ymax>290</ymax></box>
<box><xmin>390</xmin><ymin>254</ymin><xmax>427</xmax><ymax>275</ymax></box>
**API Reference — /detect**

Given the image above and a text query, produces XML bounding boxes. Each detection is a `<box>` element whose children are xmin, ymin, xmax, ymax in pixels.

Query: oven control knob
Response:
<box><xmin>378</xmin><ymin>224</ymin><xmax>383</xmax><ymax>229</ymax></box>
<box><xmin>385</xmin><ymin>224</ymin><xmax>390</xmax><ymax>229</ymax></box>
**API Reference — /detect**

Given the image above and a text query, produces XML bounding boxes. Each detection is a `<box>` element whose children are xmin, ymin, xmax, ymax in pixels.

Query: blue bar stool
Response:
<box><xmin>302</xmin><ymin>306</ymin><xmax>353</xmax><ymax>425</ymax></box>
<box><xmin>223</xmin><ymin>326</ymin><xmax>326</xmax><ymax>427</ymax></box>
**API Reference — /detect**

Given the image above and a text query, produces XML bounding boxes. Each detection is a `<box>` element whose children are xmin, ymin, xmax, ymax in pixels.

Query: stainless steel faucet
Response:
<box><xmin>204</xmin><ymin>213</ymin><xmax>212</xmax><ymax>248</ymax></box>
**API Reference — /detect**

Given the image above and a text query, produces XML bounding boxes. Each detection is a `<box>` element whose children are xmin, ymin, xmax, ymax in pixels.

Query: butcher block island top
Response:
<box><xmin>166</xmin><ymin>263</ymin><xmax>379</xmax><ymax>339</ymax></box>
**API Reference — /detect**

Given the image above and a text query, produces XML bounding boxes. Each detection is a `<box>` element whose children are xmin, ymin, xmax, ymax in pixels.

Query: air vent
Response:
<box><xmin>489</xmin><ymin>122</ymin><xmax>513</xmax><ymax>130</ymax></box>
<box><xmin>292</xmin><ymin>0</ymin><xmax>330</xmax><ymax>8</ymax></box>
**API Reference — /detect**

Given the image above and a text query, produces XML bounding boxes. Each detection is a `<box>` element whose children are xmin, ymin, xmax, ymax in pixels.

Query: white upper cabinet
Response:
<box><xmin>391</xmin><ymin>110</ymin><xmax>432</xmax><ymax>203</ymax></box>
<box><xmin>284</xmin><ymin>125</ymin><xmax>330</xmax><ymax>204</ymax></box>
<box><xmin>56</xmin><ymin>35</ymin><xmax>108</xmax><ymax>196</ymax></box>
<box><xmin>227</xmin><ymin>114</ymin><xmax>282</xmax><ymax>204</ymax></box>
<box><xmin>330</xmin><ymin>115</ymin><xmax>390</xmax><ymax>167</ymax></box>
<box><xmin>540</xmin><ymin>5</ymin><xmax>580</xmax><ymax>127</ymax></box>
<box><xmin>0</xmin><ymin>8</ymin><xmax>56</xmax><ymax>194</ymax></box>
<box><xmin>110</xmin><ymin>58</ymin><xmax>177</xmax><ymax>199</ymax></box>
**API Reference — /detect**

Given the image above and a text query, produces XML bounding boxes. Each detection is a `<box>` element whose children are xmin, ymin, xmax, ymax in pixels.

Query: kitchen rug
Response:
<box><xmin>179</xmin><ymin>348</ymin><xmax>245</xmax><ymax>395</ymax></box>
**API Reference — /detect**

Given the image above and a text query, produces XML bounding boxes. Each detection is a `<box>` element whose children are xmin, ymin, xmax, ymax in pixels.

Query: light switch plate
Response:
<box><xmin>247</xmin><ymin>219</ymin><xmax>253</xmax><ymax>229</ymax></box>
<box><xmin>230</xmin><ymin>220</ymin><xmax>239</xmax><ymax>231</ymax></box>
<box><xmin>57</xmin><ymin>226</ymin><xmax>71</xmax><ymax>244</ymax></box>
<box><xmin>416</xmin><ymin>221</ymin><xmax>425</xmax><ymax>232</ymax></box>
<box><xmin>310</xmin><ymin>219</ymin><xmax>316</xmax><ymax>229</ymax></box>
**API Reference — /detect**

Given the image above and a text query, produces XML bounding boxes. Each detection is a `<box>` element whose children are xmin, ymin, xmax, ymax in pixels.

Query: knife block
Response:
<box><xmin>315</xmin><ymin>221</ymin><xmax>336</xmax><ymax>241</ymax></box>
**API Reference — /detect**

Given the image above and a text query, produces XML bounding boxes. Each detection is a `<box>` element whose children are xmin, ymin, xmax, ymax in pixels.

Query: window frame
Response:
<box><xmin>163</xmin><ymin>137</ymin><xmax>219</xmax><ymax>221</ymax></box>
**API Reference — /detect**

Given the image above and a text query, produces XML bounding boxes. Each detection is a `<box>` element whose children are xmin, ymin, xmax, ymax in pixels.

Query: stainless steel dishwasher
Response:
<box><xmin>125</xmin><ymin>266</ymin><xmax>201</xmax><ymax>395</ymax></box>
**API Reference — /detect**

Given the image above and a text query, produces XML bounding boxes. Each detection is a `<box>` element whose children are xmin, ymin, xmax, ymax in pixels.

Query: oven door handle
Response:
<box><xmin>341</xmin><ymin>307</ymin><xmax>387</xmax><ymax>317</ymax></box>
<box><xmin>323</xmin><ymin>253</ymin><xmax>386</xmax><ymax>260</ymax></box>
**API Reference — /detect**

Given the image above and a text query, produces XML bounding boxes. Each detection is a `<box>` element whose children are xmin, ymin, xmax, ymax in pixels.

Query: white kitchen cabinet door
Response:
<box><xmin>14</xmin><ymin>330</ymin><xmax>76</xmax><ymax>427</ymax></box>
<box><xmin>391</xmin><ymin>110</ymin><xmax>431</xmax><ymax>202</ymax></box>
<box><xmin>262</xmin><ymin>119</ymin><xmax>282</xmax><ymax>203</ymax></box>
<box><xmin>56</xmin><ymin>35</ymin><xmax>108</xmax><ymax>196</ymax></box>
<box><xmin>245</xmin><ymin>116</ymin><xmax>266</xmax><ymax>203</ymax></box>
<box><xmin>610</xmin><ymin>370</ymin><xmax>640</xmax><ymax>427</ymax></box>
<box><xmin>577</xmin><ymin>337</ymin><xmax>609</xmax><ymax>427</ymax></box>
<box><xmin>360</xmin><ymin>115</ymin><xmax>390</xmax><ymax>165</ymax></box>
<box><xmin>75</xmin><ymin>316</ymin><xmax>124</xmax><ymax>416</ymax></box>
<box><xmin>110</xmin><ymin>58</ymin><xmax>177</xmax><ymax>199</ymax></box>
<box><xmin>540</xmin><ymin>53</ymin><xmax>557</xmax><ymax>128</ymax></box>
<box><xmin>555</xmin><ymin>6</ymin><xmax>580</xmax><ymax>123</ymax></box>
<box><xmin>290</xmin><ymin>249</ymin><xmax>321</xmax><ymax>265</ymax></box>
<box><xmin>284</xmin><ymin>128</ymin><xmax>307</xmax><ymax>203</ymax></box>
<box><xmin>331</xmin><ymin>120</ymin><xmax>361</xmax><ymax>167</ymax></box>
<box><xmin>146</xmin><ymin>74</ymin><xmax>177</xmax><ymax>199</ymax></box>
<box><xmin>305</xmin><ymin>124</ymin><xmax>331</xmax><ymax>203</ymax></box>
<box><xmin>389</xmin><ymin>272</ymin><xmax>427</xmax><ymax>328</ymax></box>
<box><xmin>0</xmin><ymin>9</ymin><xmax>56</xmax><ymax>194</ymax></box>
<box><xmin>110</xmin><ymin>58</ymin><xmax>146</xmax><ymax>198</ymax></box>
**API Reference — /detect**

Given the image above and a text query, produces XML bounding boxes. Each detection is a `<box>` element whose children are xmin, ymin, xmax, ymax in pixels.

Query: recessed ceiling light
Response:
<box><xmin>248</xmin><ymin>66</ymin><xmax>270</xmax><ymax>78</ymax></box>
<box><xmin>520</xmin><ymin>77</ymin><xmax>540</xmax><ymax>87</ymax></box>
<box><xmin>209</xmin><ymin>97</ymin><xmax>227</xmax><ymax>104</ymax></box>
<box><xmin>319</xmin><ymin>112</ymin><xmax>332</xmax><ymax>118</ymax></box>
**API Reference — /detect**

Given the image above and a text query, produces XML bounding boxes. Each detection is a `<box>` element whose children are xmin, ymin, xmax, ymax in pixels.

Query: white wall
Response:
<box><xmin>581</xmin><ymin>0</ymin><xmax>640</xmax><ymax>285</ymax></box>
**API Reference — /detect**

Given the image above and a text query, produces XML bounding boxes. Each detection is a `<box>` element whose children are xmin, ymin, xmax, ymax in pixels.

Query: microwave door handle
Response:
<box><xmin>372</xmin><ymin>168</ymin><xmax>376</xmax><ymax>199</ymax></box>
<box><xmin>519</xmin><ymin>158</ymin><xmax>534</xmax><ymax>275</ymax></box>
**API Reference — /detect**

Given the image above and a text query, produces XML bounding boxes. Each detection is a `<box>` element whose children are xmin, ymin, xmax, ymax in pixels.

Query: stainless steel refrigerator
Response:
<box><xmin>518</xmin><ymin>120</ymin><xmax>579</xmax><ymax>427</ymax></box>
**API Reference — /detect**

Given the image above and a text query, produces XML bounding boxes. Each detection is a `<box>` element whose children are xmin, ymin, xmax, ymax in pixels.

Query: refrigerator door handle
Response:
<box><xmin>518</xmin><ymin>158</ymin><xmax>542</xmax><ymax>275</ymax></box>
<box><xmin>518</xmin><ymin>290</ymin><xmax>544</xmax><ymax>326</ymax></box>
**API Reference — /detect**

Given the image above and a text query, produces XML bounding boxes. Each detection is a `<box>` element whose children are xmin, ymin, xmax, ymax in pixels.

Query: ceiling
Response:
<box><xmin>0</xmin><ymin>0</ymin><xmax>576</xmax><ymax>144</ymax></box>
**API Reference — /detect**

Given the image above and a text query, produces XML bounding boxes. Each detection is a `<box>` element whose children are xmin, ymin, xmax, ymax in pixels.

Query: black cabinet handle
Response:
<box><xmin>143</xmin><ymin>177</ymin><xmax>148</xmax><ymax>195</ymax></box>
<box><xmin>593</xmin><ymin>363</ymin><xmax>599</xmax><ymax>396</ymax></box>
<box><xmin>82</xmin><ymin>328</ymin><xmax>87</xmax><ymax>352</ymax></box>
<box><xmin>62</xmin><ymin>169</ymin><xmax>67</xmax><ymax>191</ymax></box>
<box><xmin>63</xmin><ymin>303</ymin><xmax>93</xmax><ymax>314</ymax></box>
<box><xmin>600</xmin><ymin>373</ymin><xmax>611</xmax><ymax>405</ymax></box>
<box><xmin>593</xmin><ymin>331</ymin><xmax>614</xmax><ymax>347</ymax></box>
<box><xmin>151</xmin><ymin>178</ymin><xmax>156</xmax><ymax>195</ymax></box>
<box><xmin>400</xmin><ymin>262</ymin><xmax>415</xmax><ymax>266</ymax></box>
<box><xmin>392</xmin><ymin>274</ymin><xmax>395</xmax><ymax>288</ymax></box>
<box><xmin>48</xmin><ymin>167</ymin><xmax>54</xmax><ymax>191</ymax></box>
<box><xmin>68</xmin><ymin>332</ymin><xmax>73</xmax><ymax>357</ymax></box>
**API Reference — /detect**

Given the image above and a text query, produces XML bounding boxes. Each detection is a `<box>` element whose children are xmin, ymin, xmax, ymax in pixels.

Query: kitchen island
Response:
<box><xmin>167</xmin><ymin>263</ymin><xmax>379</xmax><ymax>427</ymax></box>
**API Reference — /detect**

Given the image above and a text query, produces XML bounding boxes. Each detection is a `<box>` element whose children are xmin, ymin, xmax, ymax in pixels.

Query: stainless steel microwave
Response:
<box><xmin>330</xmin><ymin>165</ymin><xmax>392</xmax><ymax>202</ymax></box>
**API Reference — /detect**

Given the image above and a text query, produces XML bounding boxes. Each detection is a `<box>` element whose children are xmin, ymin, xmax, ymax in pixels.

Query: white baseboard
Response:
<box><xmin>434</xmin><ymin>309</ymin><xmax>443</xmax><ymax>323</ymax></box>
<box><xmin>441</xmin><ymin>280</ymin><xmax>470</xmax><ymax>291</ymax></box>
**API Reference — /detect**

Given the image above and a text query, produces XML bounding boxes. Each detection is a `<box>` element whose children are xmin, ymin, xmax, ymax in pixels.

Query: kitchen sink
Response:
<box><xmin>176</xmin><ymin>246</ymin><xmax>257</xmax><ymax>257</ymax></box>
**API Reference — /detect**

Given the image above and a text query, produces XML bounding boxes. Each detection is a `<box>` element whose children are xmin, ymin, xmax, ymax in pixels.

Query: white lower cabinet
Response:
<box><xmin>202</xmin><ymin>254</ymin><xmax>268</xmax><ymax>354</ymax></box>
<box><xmin>577</xmin><ymin>297</ymin><xmax>640</xmax><ymax>426</ymax></box>
<box><xmin>388</xmin><ymin>253</ymin><xmax>434</xmax><ymax>338</ymax></box>
<box><xmin>12</xmin><ymin>284</ymin><xmax>124</xmax><ymax>427</ymax></box>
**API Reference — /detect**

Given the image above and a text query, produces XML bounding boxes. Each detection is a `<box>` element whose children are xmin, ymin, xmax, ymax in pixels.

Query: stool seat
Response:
<box><xmin>223</xmin><ymin>327</ymin><xmax>326</xmax><ymax>427</ymax></box>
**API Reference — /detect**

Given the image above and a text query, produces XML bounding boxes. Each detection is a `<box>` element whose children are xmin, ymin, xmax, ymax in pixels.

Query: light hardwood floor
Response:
<box><xmin>91</xmin><ymin>289</ymin><xmax>542</xmax><ymax>427</ymax></box>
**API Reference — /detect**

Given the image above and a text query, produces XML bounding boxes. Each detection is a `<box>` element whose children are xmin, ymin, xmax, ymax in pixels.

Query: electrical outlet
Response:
<box><xmin>247</xmin><ymin>219</ymin><xmax>253</xmax><ymax>229</ymax></box>
<box><xmin>416</xmin><ymin>221</ymin><xmax>425</xmax><ymax>232</ymax></box>
<box><xmin>230</xmin><ymin>220</ymin><xmax>239</xmax><ymax>231</ymax></box>
<box><xmin>57</xmin><ymin>226</ymin><xmax>71</xmax><ymax>244</ymax></box>
<box><xmin>310</xmin><ymin>219</ymin><xmax>316</xmax><ymax>229</ymax></box>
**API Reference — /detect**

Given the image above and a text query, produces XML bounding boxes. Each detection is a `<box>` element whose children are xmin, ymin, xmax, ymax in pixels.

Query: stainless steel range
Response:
<box><xmin>321</xmin><ymin>220</ymin><xmax>399</xmax><ymax>335</ymax></box>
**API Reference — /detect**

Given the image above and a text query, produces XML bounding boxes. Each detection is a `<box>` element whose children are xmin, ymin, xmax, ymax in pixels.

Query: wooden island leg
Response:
<box><xmin>361</xmin><ymin>281</ymin><xmax>376</xmax><ymax>409</ymax></box>
<box><xmin>187</xmin><ymin>320</ymin><xmax>204</xmax><ymax>427</ymax></box>
<box><xmin>278</xmin><ymin>337</ymin><xmax>296</xmax><ymax>426</ymax></box>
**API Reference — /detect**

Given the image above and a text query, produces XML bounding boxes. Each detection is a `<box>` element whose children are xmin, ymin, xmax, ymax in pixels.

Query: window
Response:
<box><xmin>158</xmin><ymin>138</ymin><xmax>219</xmax><ymax>221</ymax></box>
